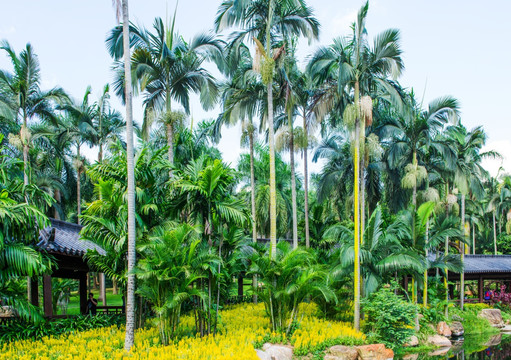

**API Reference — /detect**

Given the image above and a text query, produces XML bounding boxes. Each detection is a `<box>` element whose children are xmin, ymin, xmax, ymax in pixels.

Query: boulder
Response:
<box><xmin>401</xmin><ymin>355</ymin><xmax>418</xmax><ymax>360</ymax></box>
<box><xmin>404</xmin><ymin>335</ymin><xmax>419</xmax><ymax>347</ymax></box>
<box><xmin>485</xmin><ymin>334</ymin><xmax>502</xmax><ymax>347</ymax></box>
<box><xmin>479</xmin><ymin>309</ymin><xmax>504</xmax><ymax>328</ymax></box>
<box><xmin>0</xmin><ymin>306</ymin><xmax>15</xmax><ymax>317</ymax></box>
<box><xmin>256</xmin><ymin>349</ymin><xmax>271</xmax><ymax>360</ymax></box>
<box><xmin>501</xmin><ymin>325</ymin><xmax>511</xmax><ymax>332</ymax></box>
<box><xmin>261</xmin><ymin>343</ymin><xmax>293</xmax><ymax>360</ymax></box>
<box><xmin>325</xmin><ymin>345</ymin><xmax>358</xmax><ymax>360</ymax></box>
<box><xmin>427</xmin><ymin>335</ymin><xmax>452</xmax><ymax>347</ymax></box>
<box><xmin>450</xmin><ymin>321</ymin><xmax>464</xmax><ymax>337</ymax></box>
<box><xmin>427</xmin><ymin>347</ymin><xmax>450</xmax><ymax>356</ymax></box>
<box><xmin>437</xmin><ymin>321</ymin><xmax>452</xmax><ymax>337</ymax></box>
<box><xmin>356</xmin><ymin>344</ymin><xmax>390</xmax><ymax>360</ymax></box>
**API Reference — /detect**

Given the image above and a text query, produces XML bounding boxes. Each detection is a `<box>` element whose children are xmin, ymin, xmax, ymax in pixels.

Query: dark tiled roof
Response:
<box><xmin>429</xmin><ymin>254</ymin><xmax>511</xmax><ymax>274</ymax></box>
<box><xmin>37</xmin><ymin>219</ymin><xmax>106</xmax><ymax>257</ymax></box>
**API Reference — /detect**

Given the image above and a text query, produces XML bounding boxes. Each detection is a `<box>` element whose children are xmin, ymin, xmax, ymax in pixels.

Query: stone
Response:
<box><xmin>437</xmin><ymin>321</ymin><xmax>452</xmax><ymax>337</ymax></box>
<box><xmin>479</xmin><ymin>309</ymin><xmax>504</xmax><ymax>328</ymax></box>
<box><xmin>402</xmin><ymin>354</ymin><xmax>418</xmax><ymax>360</ymax></box>
<box><xmin>256</xmin><ymin>349</ymin><xmax>271</xmax><ymax>360</ymax></box>
<box><xmin>383</xmin><ymin>348</ymin><xmax>394</xmax><ymax>359</ymax></box>
<box><xmin>325</xmin><ymin>345</ymin><xmax>358</xmax><ymax>360</ymax></box>
<box><xmin>0</xmin><ymin>306</ymin><xmax>14</xmax><ymax>317</ymax></box>
<box><xmin>427</xmin><ymin>335</ymin><xmax>452</xmax><ymax>347</ymax></box>
<box><xmin>356</xmin><ymin>344</ymin><xmax>387</xmax><ymax>360</ymax></box>
<box><xmin>261</xmin><ymin>343</ymin><xmax>293</xmax><ymax>360</ymax></box>
<box><xmin>427</xmin><ymin>347</ymin><xmax>450</xmax><ymax>356</ymax></box>
<box><xmin>450</xmin><ymin>321</ymin><xmax>464</xmax><ymax>337</ymax></box>
<box><xmin>404</xmin><ymin>335</ymin><xmax>419</xmax><ymax>347</ymax></box>
<box><xmin>485</xmin><ymin>334</ymin><xmax>502</xmax><ymax>347</ymax></box>
<box><xmin>501</xmin><ymin>325</ymin><xmax>511</xmax><ymax>332</ymax></box>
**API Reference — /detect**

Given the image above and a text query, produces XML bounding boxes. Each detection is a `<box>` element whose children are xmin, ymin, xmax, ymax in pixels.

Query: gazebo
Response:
<box><xmin>31</xmin><ymin>219</ymin><xmax>106</xmax><ymax>317</ymax></box>
<box><xmin>447</xmin><ymin>255</ymin><xmax>511</xmax><ymax>303</ymax></box>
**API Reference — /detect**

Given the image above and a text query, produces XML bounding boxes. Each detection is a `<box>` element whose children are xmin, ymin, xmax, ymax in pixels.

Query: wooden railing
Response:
<box><xmin>96</xmin><ymin>306</ymin><xmax>124</xmax><ymax>314</ymax></box>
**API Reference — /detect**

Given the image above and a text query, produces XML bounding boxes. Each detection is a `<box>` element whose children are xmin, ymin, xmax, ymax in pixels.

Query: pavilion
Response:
<box><xmin>31</xmin><ymin>219</ymin><xmax>108</xmax><ymax>317</ymax></box>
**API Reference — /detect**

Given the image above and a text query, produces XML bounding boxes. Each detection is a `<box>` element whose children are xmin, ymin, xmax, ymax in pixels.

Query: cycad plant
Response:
<box><xmin>249</xmin><ymin>242</ymin><xmax>335</xmax><ymax>334</ymax></box>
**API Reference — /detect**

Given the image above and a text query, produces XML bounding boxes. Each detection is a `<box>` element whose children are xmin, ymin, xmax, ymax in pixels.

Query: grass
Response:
<box><xmin>61</xmin><ymin>288</ymin><xmax>124</xmax><ymax>315</ymax></box>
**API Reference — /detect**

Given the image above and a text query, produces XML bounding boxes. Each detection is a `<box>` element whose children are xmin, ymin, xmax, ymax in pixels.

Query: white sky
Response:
<box><xmin>1</xmin><ymin>0</ymin><xmax>510</xmax><ymax>178</ymax></box>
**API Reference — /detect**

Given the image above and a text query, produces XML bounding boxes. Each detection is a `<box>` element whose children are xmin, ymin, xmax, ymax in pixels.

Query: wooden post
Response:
<box><xmin>478</xmin><ymin>276</ymin><xmax>484</xmax><ymax>303</ymax></box>
<box><xmin>79</xmin><ymin>273</ymin><xmax>87</xmax><ymax>315</ymax></box>
<box><xmin>237</xmin><ymin>275</ymin><xmax>244</xmax><ymax>298</ymax></box>
<box><xmin>43</xmin><ymin>275</ymin><xmax>52</xmax><ymax>317</ymax></box>
<box><xmin>30</xmin><ymin>277</ymin><xmax>39</xmax><ymax>307</ymax></box>
<box><xmin>100</xmin><ymin>273</ymin><xmax>107</xmax><ymax>306</ymax></box>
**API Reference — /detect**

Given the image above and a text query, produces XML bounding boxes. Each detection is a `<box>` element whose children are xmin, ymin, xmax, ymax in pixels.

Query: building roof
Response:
<box><xmin>37</xmin><ymin>218</ymin><xmax>106</xmax><ymax>257</ymax></box>
<box><xmin>462</xmin><ymin>255</ymin><xmax>511</xmax><ymax>274</ymax></box>
<box><xmin>429</xmin><ymin>254</ymin><xmax>511</xmax><ymax>274</ymax></box>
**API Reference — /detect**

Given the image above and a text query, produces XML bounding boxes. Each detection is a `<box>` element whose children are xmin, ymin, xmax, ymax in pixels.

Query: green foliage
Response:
<box><xmin>0</xmin><ymin>314</ymin><xmax>124</xmax><ymax>343</ymax></box>
<box><xmin>449</xmin><ymin>305</ymin><xmax>498</xmax><ymax>336</ymax></box>
<box><xmin>362</xmin><ymin>284</ymin><xmax>417</xmax><ymax>349</ymax></box>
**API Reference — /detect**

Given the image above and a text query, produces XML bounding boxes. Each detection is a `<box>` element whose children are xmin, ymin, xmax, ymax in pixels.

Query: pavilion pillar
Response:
<box><xmin>43</xmin><ymin>275</ymin><xmax>52</xmax><ymax>317</ymax></box>
<box><xmin>30</xmin><ymin>277</ymin><xmax>39</xmax><ymax>307</ymax></box>
<box><xmin>99</xmin><ymin>273</ymin><xmax>107</xmax><ymax>306</ymax></box>
<box><xmin>238</xmin><ymin>275</ymin><xmax>244</xmax><ymax>297</ymax></box>
<box><xmin>79</xmin><ymin>273</ymin><xmax>87</xmax><ymax>315</ymax></box>
<box><xmin>478</xmin><ymin>276</ymin><xmax>484</xmax><ymax>303</ymax></box>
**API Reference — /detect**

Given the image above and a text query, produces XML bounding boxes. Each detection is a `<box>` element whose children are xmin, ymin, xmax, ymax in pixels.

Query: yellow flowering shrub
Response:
<box><xmin>1</xmin><ymin>303</ymin><xmax>365</xmax><ymax>359</ymax></box>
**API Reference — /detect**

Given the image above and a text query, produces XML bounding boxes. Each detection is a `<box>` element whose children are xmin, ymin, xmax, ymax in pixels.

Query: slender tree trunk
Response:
<box><xmin>493</xmin><ymin>211</ymin><xmax>498</xmax><ymax>255</ymax></box>
<box><xmin>121</xmin><ymin>0</ymin><xmax>137</xmax><ymax>351</ymax></box>
<box><xmin>249</xmin><ymin>130</ymin><xmax>258</xmax><ymax>304</ymax></box>
<box><xmin>303</xmin><ymin>110</ymin><xmax>310</xmax><ymax>248</ymax></box>
<box><xmin>353</xmin><ymin>81</ymin><xmax>361</xmax><ymax>331</ymax></box>
<box><xmin>460</xmin><ymin>193</ymin><xmax>465</xmax><ymax>311</ymax></box>
<box><xmin>99</xmin><ymin>143</ymin><xmax>103</xmax><ymax>163</ymax></box>
<box><xmin>54</xmin><ymin>189</ymin><xmax>61</xmax><ymax>220</ymax></box>
<box><xmin>444</xmin><ymin>182</ymin><xmax>449</xmax><ymax>319</ymax></box>
<box><xmin>100</xmin><ymin>273</ymin><xmax>107</xmax><ymax>306</ymax></box>
<box><xmin>289</xmin><ymin>109</ymin><xmax>298</xmax><ymax>248</ymax></box>
<box><xmin>76</xmin><ymin>145</ymin><xmax>82</xmax><ymax>225</ymax></box>
<box><xmin>472</xmin><ymin>221</ymin><xmax>476</xmax><ymax>255</ymax></box>
<box><xmin>21</xmin><ymin>118</ymin><xmax>30</xmax><ymax>188</ymax></box>
<box><xmin>113</xmin><ymin>278</ymin><xmax>118</xmax><ymax>295</ymax></box>
<box><xmin>266</xmin><ymin>0</ymin><xmax>277</xmax><ymax>260</ymax></box>
<box><xmin>166</xmin><ymin>122</ymin><xmax>174</xmax><ymax>174</ymax></box>
<box><xmin>423</xmin><ymin>219</ymin><xmax>429</xmax><ymax>307</ymax></box>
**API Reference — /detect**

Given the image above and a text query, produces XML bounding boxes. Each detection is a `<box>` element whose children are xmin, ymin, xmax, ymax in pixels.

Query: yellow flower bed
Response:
<box><xmin>1</xmin><ymin>303</ymin><xmax>364</xmax><ymax>359</ymax></box>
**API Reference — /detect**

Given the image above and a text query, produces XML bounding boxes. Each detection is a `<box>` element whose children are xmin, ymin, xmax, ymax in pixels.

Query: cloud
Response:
<box><xmin>482</xmin><ymin>140</ymin><xmax>511</xmax><ymax>177</ymax></box>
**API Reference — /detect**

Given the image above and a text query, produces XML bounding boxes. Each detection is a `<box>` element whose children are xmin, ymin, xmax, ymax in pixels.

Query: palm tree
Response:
<box><xmin>215</xmin><ymin>0</ymin><xmax>320</xmax><ymax>259</ymax></box>
<box><xmin>107</xmin><ymin>12</ymin><xmax>222</xmax><ymax>171</ymax></box>
<box><xmin>308</xmin><ymin>2</ymin><xmax>403</xmax><ymax>329</ymax></box>
<box><xmin>0</xmin><ymin>41</ymin><xmax>68</xmax><ymax>189</ymax></box>
<box><xmin>109</xmin><ymin>0</ymin><xmax>137</xmax><ymax>350</ymax></box>
<box><xmin>94</xmin><ymin>84</ymin><xmax>125</xmax><ymax>163</ymax></box>
<box><xmin>58</xmin><ymin>87</ymin><xmax>97</xmax><ymax>224</ymax></box>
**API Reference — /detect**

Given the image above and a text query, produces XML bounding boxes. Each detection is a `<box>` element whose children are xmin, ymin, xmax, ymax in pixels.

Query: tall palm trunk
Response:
<box><xmin>493</xmin><ymin>211</ymin><xmax>498</xmax><ymax>255</ymax></box>
<box><xmin>423</xmin><ymin>219</ymin><xmax>429</xmax><ymax>306</ymax></box>
<box><xmin>249</xmin><ymin>129</ymin><xmax>257</xmax><ymax>303</ymax></box>
<box><xmin>444</xmin><ymin>182</ymin><xmax>449</xmax><ymax>318</ymax></box>
<box><xmin>22</xmin><ymin>116</ymin><xmax>32</xmax><ymax>300</ymax></box>
<box><xmin>166</xmin><ymin>123</ymin><xmax>174</xmax><ymax>173</ymax></box>
<box><xmin>121</xmin><ymin>0</ymin><xmax>137</xmax><ymax>351</ymax></box>
<box><xmin>353</xmin><ymin>81</ymin><xmax>361</xmax><ymax>331</ymax></box>
<box><xmin>289</xmin><ymin>109</ymin><xmax>298</xmax><ymax>248</ymax></box>
<box><xmin>460</xmin><ymin>193</ymin><xmax>465</xmax><ymax>310</ymax></box>
<box><xmin>411</xmin><ymin>151</ymin><xmax>417</xmax><ymax>304</ymax></box>
<box><xmin>76</xmin><ymin>145</ymin><xmax>81</xmax><ymax>225</ymax></box>
<box><xmin>303</xmin><ymin>109</ymin><xmax>310</xmax><ymax>248</ymax></box>
<box><xmin>54</xmin><ymin>189</ymin><xmax>61</xmax><ymax>220</ymax></box>
<box><xmin>266</xmin><ymin>0</ymin><xmax>277</xmax><ymax>260</ymax></box>
<box><xmin>472</xmin><ymin>221</ymin><xmax>475</xmax><ymax>255</ymax></box>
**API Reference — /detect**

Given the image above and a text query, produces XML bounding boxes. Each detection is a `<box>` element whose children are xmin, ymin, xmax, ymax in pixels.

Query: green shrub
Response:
<box><xmin>362</xmin><ymin>284</ymin><xmax>417</xmax><ymax>349</ymax></box>
<box><xmin>0</xmin><ymin>314</ymin><xmax>124</xmax><ymax>342</ymax></box>
<box><xmin>449</xmin><ymin>305</ymin><xmax>498</xmax><ymax>335</ymax></box>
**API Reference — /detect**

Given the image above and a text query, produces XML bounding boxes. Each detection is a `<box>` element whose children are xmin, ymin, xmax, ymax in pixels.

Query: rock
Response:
<box><xmin>427</xmin><ymin>347</ymin><xmax>450</xmax><ymax>356</ymax></box>
<box><xmin>437</xmin><ymin>321</ymin><xmax>452</xmax><ymax>337</ymax></box>
<box><xmin>427</xmin><ymin>335</ymin><xmax>452</xmax><ymax>347</ymax></box>
<box><xmin>485</xmin><ymin>334</ymin><xmax>502</xmax><ymax>347</ymax></box>
<box><xmin>404</xmin><ymin>335</ymin><xmax>419</xmax><ymax>347</ymax></box>
<box><xmin>356</xmin><ymin>344</ymin><xmax>388</xmax><ymax>360</ymax></box>
<box><xmin>501</xmin><ymin>325</ymin><xmax>511</xmax><ymax>332</ymax></box>
<box><xmin>402</xmin><ymin>354</ymin><xmax>418</xmax><ymax>360</ymax></box>
<box><xmin>256</xmin><ymin>349</ymin><xmax>271</xmax><ymax>360</ymax></box>
<box><xmin>325</xmin><ymin>345</ymin><xmax>358</xmax><ymax>360</ymax></box>
<box><xmin>261</xmin><ymin>343</ymin><xmax>293</xmax><ymax>360</ymax></box>
<box><xmin>479</xmin><ymin>309</ymin><xmax>504</xmax><ymax>328</ymax></box>
<box><xmin>0</xmin><ymin>306</ymin><xmax>15</xmax><ymax>317</ymax></box>
<box><xmin>383</xmin><ymin>348</ymin><xmax>394</xmax><ymax>359</ymax></box>
<box><xmin>450</xmin><ymin>321</ymin><xmax>464</xmax><ymax>337</ymax></box>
